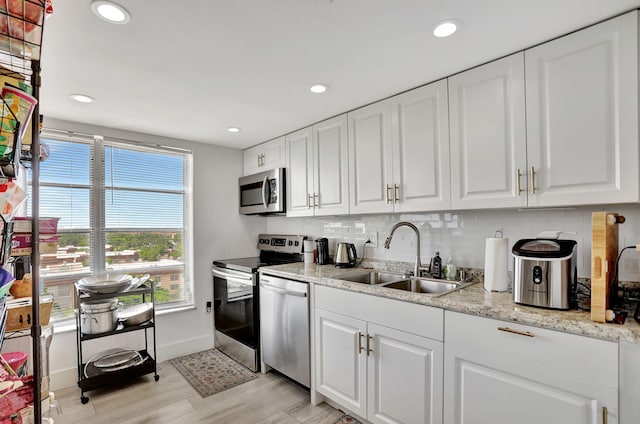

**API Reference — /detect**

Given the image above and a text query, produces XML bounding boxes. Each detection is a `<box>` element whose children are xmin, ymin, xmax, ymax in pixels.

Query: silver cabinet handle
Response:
<box><xmin>257</xmin><ymin>155</ymin><xmax>261</xmax><ymax>167</ymax></box>
<box><xmin>260</xmin><ymin>282</ymin><xmax>307</xmax><ymax>297</ymax></box>
<box><xmin>313</xmin><ymin>193</ymin><xmax>318</xmax><ymax>208</ymax></box>
<box><xmin>498</xmin><ymin>326</ymin><xmax>534</xmax><ymax>338</ymax></box>
<box><xmin>366</xmin><ymin>335</ymin><xmax>374</xmax><ymax>356</ymax></box>
<box><xmin>307</xmin><ymin>193</ymin><xmax>313</xmax><ymax>209</ymax></box>
<box><xmin>386</xmin><ymin>184</ymin><xmax>392</xmax><ymax>204</ymax></box>
<box><xmin>530</xmin><ymin>166</ymin><xmax>536</xmax><ymax>194</ymax></box>
<box><xmin>358</xmin><ymin>332</ymin><xmax>365</xmax><ymax>354</ymax></box>
<box><xmin>516</xmin><ymin>168</ymin><xmax>523</xmax><ymax>195</ymax></box>
<box><xmin>394</xmin><ymin>184</ymin><xmax>399</xmax><ymax>203</ymax></box>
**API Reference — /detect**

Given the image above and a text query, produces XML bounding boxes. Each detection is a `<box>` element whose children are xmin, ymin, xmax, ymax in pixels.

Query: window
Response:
<box><xmin>28</xmin><ymin>130</ymin><xmax>193</xmax><ymax>322</ymax></box>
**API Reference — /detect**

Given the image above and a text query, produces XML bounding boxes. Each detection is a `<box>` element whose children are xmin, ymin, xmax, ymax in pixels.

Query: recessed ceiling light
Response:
<box><xmin>70</xmin><ymin>94</ymin><xmax>95</xmax><ymax>103</ymax></box>
<box><xmin>91</xmin><ymin>0</ymin><xmax>131</xmax><ymax>24</ymax></box>
<box><xmin>309</xmin><ymin>84</ymin><xmax>328</xmax><ymax>94</ymax></box>
<box><xmin>227</xmin><ymin>127</ymin><xmax>241</xmax><ymax>133</ymax></box>
<box><xmin>432</xmin><ymin>20</ymin><xmax>461</xmax><ymax>38</ymax></box>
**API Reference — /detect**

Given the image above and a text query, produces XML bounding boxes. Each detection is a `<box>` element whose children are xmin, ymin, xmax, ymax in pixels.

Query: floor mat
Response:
<box><xmin>169</xmin><ymin>348</ymin><xmax>257</xmax><ymax>397</ymax></box>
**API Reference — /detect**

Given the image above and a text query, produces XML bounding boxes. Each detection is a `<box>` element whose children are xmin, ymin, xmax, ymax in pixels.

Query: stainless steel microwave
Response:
<box><xmin>239</xmin><ymin>168</ymin><xmax>285</xmax><ymax>215</ymax></box>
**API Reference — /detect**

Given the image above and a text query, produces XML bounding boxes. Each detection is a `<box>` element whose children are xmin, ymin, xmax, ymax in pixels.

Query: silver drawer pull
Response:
<box><xmin>497</xmin><ymin>326</ymin><xmax>534</xmax><ymax>338</ymax></box>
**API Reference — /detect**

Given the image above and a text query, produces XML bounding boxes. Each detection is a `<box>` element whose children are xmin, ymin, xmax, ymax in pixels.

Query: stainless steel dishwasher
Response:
<box><xmin>259</xmin><ymin>275</ymin><xmax>310</xmax><ymax>387</ymax></box>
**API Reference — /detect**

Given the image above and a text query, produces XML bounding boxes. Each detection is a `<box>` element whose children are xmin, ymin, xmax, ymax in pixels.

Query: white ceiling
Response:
<box><xmin>39</xmin><ymin>0</ymin><xmax>640</xmax><ymax>149</ymax></box>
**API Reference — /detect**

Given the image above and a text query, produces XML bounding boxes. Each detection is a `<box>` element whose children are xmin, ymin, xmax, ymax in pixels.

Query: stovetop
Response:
<box><xmin>212</xmin><ymin>234</ymin><xmax>305</xmax><ymax>273</ymax></box>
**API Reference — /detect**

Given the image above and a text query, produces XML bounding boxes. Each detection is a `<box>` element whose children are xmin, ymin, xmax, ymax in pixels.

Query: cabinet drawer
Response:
<box><xmin>315</xmin><ymin>285</ymin><xmax>443</xmax><ymax>341</ymax></box>
<box><xmin>445</xmin><ymin>311</ymin><xmax>617</xmax><ymax>388</ymax></box>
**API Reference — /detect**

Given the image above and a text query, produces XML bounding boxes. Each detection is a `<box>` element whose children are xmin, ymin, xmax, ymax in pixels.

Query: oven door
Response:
<box><xmin>212</xmin><ymin>266</ymin><xmax>259</xmax><ymax>350</ymax></box>
<box><xmin>239</xmin><ymin>168</ymin><xmax>285</xmax><ymax>215</ymax></box>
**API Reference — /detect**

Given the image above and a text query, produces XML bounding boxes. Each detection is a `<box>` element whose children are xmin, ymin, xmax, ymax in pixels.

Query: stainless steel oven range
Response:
<box><xmin>212</xmin><ymin>234</ymin><xmax>304</xmax><ymax>371</ymax></box>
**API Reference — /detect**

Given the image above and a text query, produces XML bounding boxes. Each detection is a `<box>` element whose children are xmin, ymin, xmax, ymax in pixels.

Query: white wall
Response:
<box><xmin>38</xmin><ymin>118</ymin><xmax>267</xmax><ymax>390</ymax></box>
<box><xmin>267</xmin><ymin>205</ymin><xmax>640</xmax><ymax>281</ymax></box>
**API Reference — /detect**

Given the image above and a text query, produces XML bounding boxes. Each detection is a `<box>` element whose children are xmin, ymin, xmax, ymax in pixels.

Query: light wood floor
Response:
<box><xmin>49</xmin><ymin>361</ymin><xmax>346</xmax><ymax>424</ymax></box>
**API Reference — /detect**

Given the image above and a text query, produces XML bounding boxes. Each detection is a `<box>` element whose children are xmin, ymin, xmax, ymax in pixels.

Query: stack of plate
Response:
<box><xmin>77</xmin><ymin>274</ymin><xmax>132</xmax><ymax>294</ymax></box>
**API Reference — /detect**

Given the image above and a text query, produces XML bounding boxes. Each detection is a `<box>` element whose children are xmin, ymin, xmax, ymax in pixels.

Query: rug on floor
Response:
<box><xmin>333</xmin><ymin>415</ymin><xmax>362</xmax><ymax>424</ymax></box>
<box><xmin>169</xmin><ymin>348</ymin><xmax>257</xmax><ymax>398</ymax></box>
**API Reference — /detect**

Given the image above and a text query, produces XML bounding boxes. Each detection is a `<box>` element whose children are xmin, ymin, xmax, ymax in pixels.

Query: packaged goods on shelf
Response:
<box><xmin>11</xmin><ymin>217</ymin><xmax>58</xmax><ymax>234</ymax></box>
<box><xmin>1</xmin><ymin>85</ymin><xmax>36</xmax><ymax>141</ymax></box>
<box><xmin>5</xmin><ymin>295</ymin><xmax>52</xmax><ymax>331</ymax></box>
<box><xmin>10</xmin><ymin>233</ymin><xmax>58</xmax><ymax>256</ymax></box>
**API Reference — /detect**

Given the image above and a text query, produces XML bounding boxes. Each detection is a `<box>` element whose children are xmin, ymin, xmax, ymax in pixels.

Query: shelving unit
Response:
<box><xmin>0</xmin><ymin>1</ymin><xmax>48</xmax><ymax>422</ymax></box>
<box><xmin>74</xmin><ymin>282</ymin><xmax>159</xmax><ymax>404</ymax></box>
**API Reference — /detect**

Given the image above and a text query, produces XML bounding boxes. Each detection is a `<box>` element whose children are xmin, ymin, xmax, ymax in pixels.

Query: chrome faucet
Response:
<box><xmin>384</xmin><ymin>221</ymin><xmax>428</xmax><ymax>277</ymax></box>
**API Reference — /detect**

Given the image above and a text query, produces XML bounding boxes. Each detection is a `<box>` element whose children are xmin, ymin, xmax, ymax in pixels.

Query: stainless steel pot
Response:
<box><xmin>80</xmin><ymin>299</ymin><xmax>120</xmax><ymax>334</ymax></box>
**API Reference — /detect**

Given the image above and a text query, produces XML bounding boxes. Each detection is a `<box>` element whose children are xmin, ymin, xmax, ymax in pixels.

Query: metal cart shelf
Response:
<box><xmin>74</xmin><ymin>282</ymin><xmax>159</xmax><ymax>404</ymax></box>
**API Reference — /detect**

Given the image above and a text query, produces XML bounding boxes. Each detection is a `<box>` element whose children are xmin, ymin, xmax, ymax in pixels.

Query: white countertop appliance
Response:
<box><xmin>512</xmin><ymin>238</ymin><xmax>577</xmax><ymax>310</ymax></box>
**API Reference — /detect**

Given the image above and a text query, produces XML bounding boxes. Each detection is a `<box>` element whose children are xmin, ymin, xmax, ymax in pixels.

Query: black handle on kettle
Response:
<box><xmin>348</xmin><ymin>243</ymin><xmax>357</xmax><ymax>264</ymax></box>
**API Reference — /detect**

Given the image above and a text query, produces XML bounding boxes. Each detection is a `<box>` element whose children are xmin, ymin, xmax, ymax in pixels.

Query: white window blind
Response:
<box><xmin>28</xmin><ymin>131</ymin><xmax>194</xmax><ymax>322</ymax></box>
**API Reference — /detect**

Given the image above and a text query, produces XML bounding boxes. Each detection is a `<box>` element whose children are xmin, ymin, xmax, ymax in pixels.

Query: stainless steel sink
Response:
<box><xmin>334</xmin><ymin>270</ymin><xmax>408</xmax><ymax>285</ymax></box>
<box><xmin>381</xmin><ymin>277</ymin><xmax>464</xmax><ymax>296</ymax></box>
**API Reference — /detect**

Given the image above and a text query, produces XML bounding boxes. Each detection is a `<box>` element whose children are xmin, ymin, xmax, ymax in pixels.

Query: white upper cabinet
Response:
<box><xmin>349</xmin><ymin>79</ymin><xmax>451</xmax><ymax>214</ymax></box>
<box><xmin>525</xmin><ymin>11</ymin><xmax>638</xmax><ymax>206</ymax></box>
<box><xmin>287</xmin><ymin>114</ymin><xmax>349</xmax><ymax>217</ymax></box>
<box><xmin>449</xmin><ymin>53</ymin><xmax>527</xmax><ymax>209</ymax></box>
<box><xmin>348</xmin><ymin>100</ymin><xmax>394</xmax><ymax>214</ymax></box>
<box><xmin>242</xmin><ymin>136</ymin><xmax>286</xmax><ymax>176</ymax></box>
<box><xmin>313</xmin><ymin>114</ymin><xmax>350</xmax><ymax>216</ymax></box>
<box><xmin>391</xmin><ymin>81</ymin><xmax>451</xmax><ymax>212</ymax></box>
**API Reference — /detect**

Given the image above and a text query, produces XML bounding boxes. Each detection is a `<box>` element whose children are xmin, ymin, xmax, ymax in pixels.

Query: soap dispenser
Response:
<box><xmin>431</xmin><ymin>251</ymin><xmax>442</xmax><ymax>279</ymax></box>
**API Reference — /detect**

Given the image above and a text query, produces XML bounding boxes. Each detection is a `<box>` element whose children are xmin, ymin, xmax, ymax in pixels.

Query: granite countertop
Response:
<box><xmin>260</xmin><ymin>262</ymin><xmax>640</xmax><ymax>343</ymax></box>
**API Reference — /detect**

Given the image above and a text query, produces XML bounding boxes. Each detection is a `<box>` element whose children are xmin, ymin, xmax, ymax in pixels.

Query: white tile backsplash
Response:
<box><xmin>267</xmin><ymin>205</ymin><xmax>640</xmax><ymax>280</ymax></box>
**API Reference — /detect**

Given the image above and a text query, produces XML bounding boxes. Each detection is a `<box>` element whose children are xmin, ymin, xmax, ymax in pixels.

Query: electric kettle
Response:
<box><xmin>335</xmin><ymin>243</ymin><xmax>357</xmax><ymax>268</ymax></box>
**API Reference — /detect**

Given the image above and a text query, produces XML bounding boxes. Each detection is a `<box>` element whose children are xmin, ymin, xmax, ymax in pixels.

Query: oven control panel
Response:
<box><xmin>257</xmin><ymin>234</ymin><xmax>305</xmax><ymax>253</ymax></box>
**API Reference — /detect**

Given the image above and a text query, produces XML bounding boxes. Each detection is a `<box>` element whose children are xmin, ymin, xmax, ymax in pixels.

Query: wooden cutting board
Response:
<box><xmin>591</xmin><ymin>212</ymin><xmax>622</xmax><ymax>322</ymax></box>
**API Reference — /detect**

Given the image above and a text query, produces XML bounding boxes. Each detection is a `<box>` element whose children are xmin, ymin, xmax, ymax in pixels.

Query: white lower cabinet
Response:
<box><xmin>444</xmin><ymin>311</ymin><xmax>619</xmax><ymax>424</ymax></box>
<box><xmin>314</xmin><ymin>286</ymin><xmax>443</xmax><ymax>424</ymax></box>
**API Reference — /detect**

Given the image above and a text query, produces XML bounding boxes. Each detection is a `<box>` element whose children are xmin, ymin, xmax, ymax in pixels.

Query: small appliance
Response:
<box><xmin>315</xmin><ymin>238</ymin><xmax>330</xmax><ymax>265</ymax></box>
<box><xmin>238</xmin><ymin>168</ymin><xmax>285</xmax><ymax>215</ymax></box>
<box><xmin>512</xmin><ymin>238</ymin><xmax>577</xmax><ymax>310</ymax></box>
<box><xmin>335</xmin><ymin>242</ymin><xmax>357</xmax><ymax>268</ymax></box>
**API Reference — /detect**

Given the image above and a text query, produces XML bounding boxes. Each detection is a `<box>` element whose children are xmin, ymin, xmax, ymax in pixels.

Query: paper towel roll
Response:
<box><xmin>484</xmin><ymin>238</ymin><xmax>509</xmax><ymax>292</ymax></box>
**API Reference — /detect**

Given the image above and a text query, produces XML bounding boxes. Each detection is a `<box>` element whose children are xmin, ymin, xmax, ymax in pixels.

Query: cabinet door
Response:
<box><xmin>525</xmin><ymin>11</ymin><xmax>638</xmax><ymax>206</ymax></box>
<box><xmin>391</xmin><ymin>79</ymin><xmax>451</xmax><ymax>212</ymax></box>
<box><xmin>313</xmin><ymin>114</ymin><xmax>349</xmax><ymax>216</ymax></box>
<box><xmin>444</xmin><ymin>311</ymin><xmax>618</xmax><ymax>424</ymax></box>
<box><xmin>449</xmin><ymin>53</ymin><xmax>527</xmax><ymax>209</ymax></box>
<box><xmin>262</xmin><ymin>137</ymin><xmax>286</xmax><ymax>170</ymax></box>
<box><xmin>286</xmin><ymin>127</ymin><xmax>314</xmax><ymax>217</ymax></box>
<box><xmin>367</xmin><ymin>323</ymin><xmax>443</xmax><ymax>424</ymax></box>
<box><xmin>445</xmin><ymin>348</ymin><xmax>614</xmax><ymax>424</ymax></box>
<box><xmin>348</xmin><ymin>101</ymin><xmax>394</xmax><ymax>214</ymax></box>
<box><xmin>242</xmin><ymin>145</ymin><xmax>263</xmax><ymax>176</ymax></box>
<box><xmin>315</xmin><ymin>308</ymin><xmax>367</xmax><ymax>418</ymax></box>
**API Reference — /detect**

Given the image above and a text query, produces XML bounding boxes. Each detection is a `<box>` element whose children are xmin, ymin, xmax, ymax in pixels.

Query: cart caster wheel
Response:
<box><xmin>80</xmin><ymin>396</ymin><xmax>89</xmax><ymax>404</ymax></box>
<box><xmin>154</xmin><ymin>375</ymin><xmax>160</xmax><ymax>382</ymax></box>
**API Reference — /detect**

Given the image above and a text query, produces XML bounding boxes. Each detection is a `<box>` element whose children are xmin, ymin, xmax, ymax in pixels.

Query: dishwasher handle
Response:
<box><xmin>260</xmin><ymin>282</ymin><xmax>307</xmax><ymax>297</ymax></box>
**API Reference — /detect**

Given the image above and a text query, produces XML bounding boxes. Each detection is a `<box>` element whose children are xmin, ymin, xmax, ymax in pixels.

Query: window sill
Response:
<box><xmin>52</xmin><ymin>304</ymin><xmax>197</xmax><ymax>335</ymax></box>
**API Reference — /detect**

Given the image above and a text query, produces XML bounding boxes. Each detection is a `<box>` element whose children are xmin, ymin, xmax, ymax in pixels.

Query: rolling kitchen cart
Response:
<box><xmin>74</xmin><ymin>280</ymin><xmax>159</xmax><ymax>404</ymax></box>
